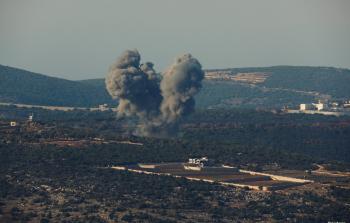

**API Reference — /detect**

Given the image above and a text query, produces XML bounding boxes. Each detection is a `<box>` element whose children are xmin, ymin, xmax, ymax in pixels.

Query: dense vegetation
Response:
<box><xmin>1</xmin><ymin>106</ymin><xmax>350</xmax><ymax>222</ymax></box>
<box><xmin>184</xmin><ymin>109</ymin><xmax>350</xmax><ymax>166</ymax></box>
<box><xmin>1</xmin><ymin>105</ymin><xmax>350</xmax><ymax>169</ymax></box>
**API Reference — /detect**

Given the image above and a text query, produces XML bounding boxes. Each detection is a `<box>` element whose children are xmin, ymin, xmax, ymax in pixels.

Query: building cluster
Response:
<box><xmin>300</xmin><ymin>100</ymin><xmax>350</xmax><ymax>112</ymax></box>
<box><xmin>184</xmin><ymin>157</ymin><xmax>211</xmax><ymax>171</ymax></box>
<box><xmin>205</xmin><ymin>71</ymin><xmax>269</xmax><ymax>84</ymax></box>
<box><xmin>188</xmin><ymin>157</ymin><xmax>209</xmax><ymax>167</ymax></box>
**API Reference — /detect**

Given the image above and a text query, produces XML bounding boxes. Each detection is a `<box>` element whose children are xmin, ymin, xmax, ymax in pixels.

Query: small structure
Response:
<box><xmin>313</xmin><ymin>101</ymin><xmax>328</xmax><ymax>111</ymax></box>
<box><xmin>331</xmin><ymin>101</ymin><xmax>340</xmax><ymax>107</ymax></box>
<box><xmin>344</xmin><ymin>100</ymin><xmax>350</xmax><ymax>108</ymax></box>
<box><xmin>300</xmin><ymin>104</ymin><xmax>313</xmax><ymax>111</ymax></box>
<box><xmin>183</xmin><ymin>164</ymin><xmax>202</xmax><ymax>171</ymax></box>
<box><xmin>300</xmin><ymin>100</ymin><xmax>330</xmax><ymax>111</ymax></box>
<box><xmin>10</xmin><ymin>121</ymin><xmax>17</xmax><ymax>127</ymax></box>
<box><xmin>188</xmin><ymin>157</ymin><xmax>209</xmax><ymax>167</ymax></box>
<box><xmin>184</xmin><ymin>157</ymin><xmax>209</xmax><ymax>171</ymax></box>
<box><xmin>138</xmin><ymin>163</ymin><xmax>157</xmax><ymax>169</ymax></box>
<box><xmin>28</xmin><ymin>113</ymin><xmax>34</xmax><ymax>122</ymax></box>
<box><xmin>183</xmin><ymin>157</ymin><xmax>221</xmax><ymax>171</ymax></box>
<box><xmin>99</xmin><ymin>104</ymin><xmax>109</xmax><ymax>111</ymax></box>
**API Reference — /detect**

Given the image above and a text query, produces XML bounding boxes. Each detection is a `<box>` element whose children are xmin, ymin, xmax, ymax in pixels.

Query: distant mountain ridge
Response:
<box><xmin>0</xmin><ymin>64</ymin><xmax>349</xmax><ymax>108</ymax></box>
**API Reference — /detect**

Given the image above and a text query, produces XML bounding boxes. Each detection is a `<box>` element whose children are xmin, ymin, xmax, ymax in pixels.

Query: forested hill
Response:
<box><xmin>261</xmin><ymin>66</ymin><xmax>350</xmax><ymax>98</ymax></box>
<box><xmin>0</xmin><ymin>64</ymin><xmax>114</xmax><ymax>107</ymax></box>
<box><xmin>1</xmin><ymin>64</ymin><xmax>349</xmax><ymax>108</ymax></box>
<box><xmin>207</xmin><ymin>66</ymin><xmax>350</xmax><ymax>98</ymax></box>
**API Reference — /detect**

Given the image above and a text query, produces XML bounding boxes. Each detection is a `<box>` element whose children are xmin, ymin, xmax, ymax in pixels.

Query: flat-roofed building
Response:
<box><xmin>300</xmin><ymin>104</ymin><xmax>313</xmax><ymax>111</ymax></box>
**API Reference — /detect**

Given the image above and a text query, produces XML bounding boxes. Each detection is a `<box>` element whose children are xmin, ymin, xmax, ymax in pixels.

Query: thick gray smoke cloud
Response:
<box><xmin>105</xmin><ymin>49</ymin><xmax>204</xmax><ymax>137</ymax></box>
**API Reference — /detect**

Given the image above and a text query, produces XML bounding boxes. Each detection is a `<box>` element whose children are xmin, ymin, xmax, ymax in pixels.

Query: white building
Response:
<box><xmin>28</xmin><ymin>114</ymin><xmax>34</xmax><ymax>122</ymax></box>
<box><xmin>184</xmin><ymin>157</ymin><xmax>210</xmax><ymax>170</ymax></box>
<box><xmin>313</xmin><ymin>102</ymin><xmax>328</xmax><ymax>111</ymax></box>
<box><xmin>300</xmin><ymin>104</ymin><xmax>313</xmax><ymax>111</ymax></box>
<box><xmin>99</xmin><ymin>104</ymin><xmax>109</xmax><ymax>111</ymax></box>
<box><xmin>344</xmin><ymin>100</ymin><xmax>350</xmax><ymax>108</ymax></box>
<box><xmin>188</xmin><ymin>157</ymin><xmax>208</xmax><ymax>167</ymax></box>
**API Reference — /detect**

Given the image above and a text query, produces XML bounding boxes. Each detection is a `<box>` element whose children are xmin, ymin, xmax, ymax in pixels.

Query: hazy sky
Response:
<box><xmin>1</xmin><ymin>0</ymin><xmax>349</xmax><ymax>80</ymax></box>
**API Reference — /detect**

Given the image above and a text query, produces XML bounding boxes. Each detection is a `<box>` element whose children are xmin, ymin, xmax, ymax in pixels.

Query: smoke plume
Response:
<box><xmin>105</xmin><ymin>49</ymin><xmax>204</xmax><ymax>137</ymax></box>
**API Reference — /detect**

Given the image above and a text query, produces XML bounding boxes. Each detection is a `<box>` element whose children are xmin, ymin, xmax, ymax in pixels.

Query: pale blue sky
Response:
<box><xmin>0</xmin><ymin>0</ymin><xmax>349</xmax><ymax>80</ymax></box>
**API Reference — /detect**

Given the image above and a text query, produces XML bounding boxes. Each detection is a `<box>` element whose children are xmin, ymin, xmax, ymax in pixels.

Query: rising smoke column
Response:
<box><xmin>159</xmin><ymin>54</ymin><xmax>204</xmax><ymax>132</ymax></box>
<box><xmin>105</xmin><ymin>50</ymin><xmax>162</xmax><ymax>120</ymax></box>
<box><xmin>105</xmin><ymin>50</ymin><xmax>204</xmax><ymax>137</ymax></box>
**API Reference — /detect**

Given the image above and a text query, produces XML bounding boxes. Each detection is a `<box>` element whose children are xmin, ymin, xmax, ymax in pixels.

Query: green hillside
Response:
<box><xmin>195</xmin><ymin>80</ymin><xmax>315</xmax><ymax>109</ymax></box>
<box><xmin>0</xmin><ymin>65</ymin><xmax>114</xmax><ymax>107</ymax></box>
<box><xmin>208</xmin><ymin>66</ymin><xmax>350</xmax><ymax>98</ymax></box>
